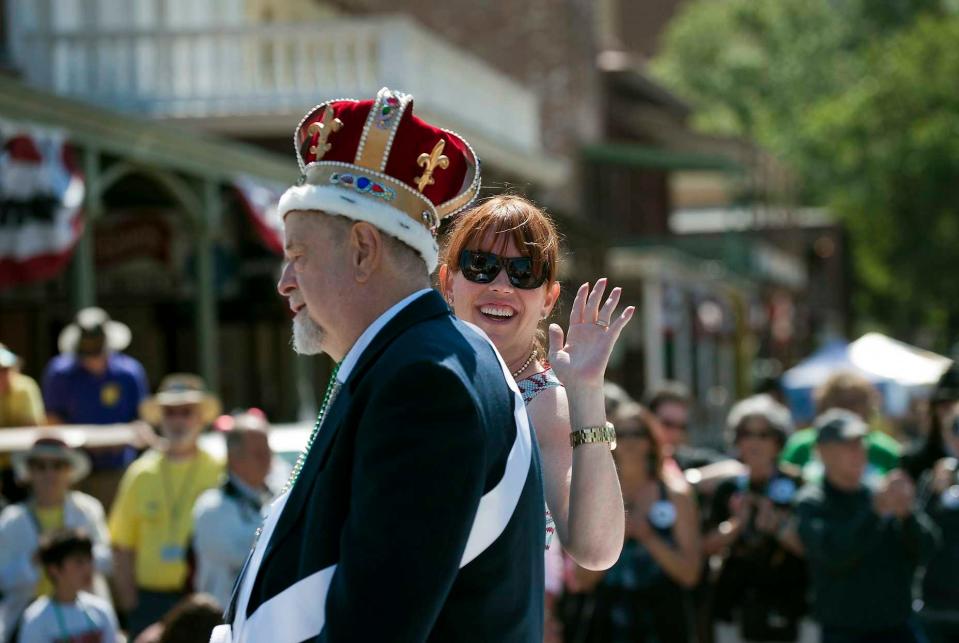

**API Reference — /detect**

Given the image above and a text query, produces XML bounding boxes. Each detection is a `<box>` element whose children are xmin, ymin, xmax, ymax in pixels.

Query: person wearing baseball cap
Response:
<box><xmin>214</xmin><ymin>87</ymin><xmax>544</xmax><ymax>643</ymax></box>
<box><xmin>795</xmin><ymin>409</ymin><xmax>937</xmax><ymax>643</ymax></box>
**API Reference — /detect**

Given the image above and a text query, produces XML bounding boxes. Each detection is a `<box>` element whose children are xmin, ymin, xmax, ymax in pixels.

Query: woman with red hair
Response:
<box><xmin>438</xmin><ymin>195</ymin><xmax>631</xmax><ymax>570</ymax></box>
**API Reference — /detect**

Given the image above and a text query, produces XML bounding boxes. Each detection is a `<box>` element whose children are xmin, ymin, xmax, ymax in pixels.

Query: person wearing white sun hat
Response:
<box><xmin>41</xmin><ymin>307</ymin><xmax>149</xmax><ymax>429</ymax></box>
<box><xmin>42</xmin><ymin>307</ymin><xmax>151</xmax><ymax>484</ymax></box>
<box><xmin>0</xmin><ymin>432</ymin><xmax>113</xmax><ymax>642</ymax></box>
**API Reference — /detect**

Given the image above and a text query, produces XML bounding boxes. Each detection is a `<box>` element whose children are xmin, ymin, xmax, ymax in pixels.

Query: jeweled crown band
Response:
<box><xmin>302</xmin><ymin>162</ymin><xmax>439</xmax><ymax>232</ymax></box>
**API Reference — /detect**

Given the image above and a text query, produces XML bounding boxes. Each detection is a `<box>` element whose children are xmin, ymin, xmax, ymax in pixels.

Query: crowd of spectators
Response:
<box><xmin>0</xmin><ymin>309</ymin><xmax>275</xmax><ymax>643</ymax></box>
<box><xmin>559</xmin><ymin>369</ymin><xmax>959</xmax><ymax>643</ymax></box>
<box><xmin>2</xmin><ymin>306</ymin><xmax>958</xmax><ymax>643</ymax></box>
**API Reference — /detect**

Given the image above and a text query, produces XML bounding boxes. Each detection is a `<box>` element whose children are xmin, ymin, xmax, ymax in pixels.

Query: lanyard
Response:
<box><xmin>160</xmin><ymin>454</ymin><xmax>201</xmax><ymax>543</ymax></box>
<box><xmin>223</xmin><ymin>478</ymin><xmax>266</xmax><ymax>522</ymax></box>
<box><xmin>52</xmin><ymin>599</ymin><xmax>99</xmax><ymax>642</ymax></box>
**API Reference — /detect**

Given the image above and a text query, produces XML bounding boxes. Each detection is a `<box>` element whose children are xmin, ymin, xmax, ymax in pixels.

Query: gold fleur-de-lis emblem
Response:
<box><xmin>307</xmin><ymin>109</ymin><xmax>343</xmax><ymax>161</ymax></box>
<box><xmin>416</xmin><ymin>140</ymin><xmax>450</xmax><ymax>192</ymax></box>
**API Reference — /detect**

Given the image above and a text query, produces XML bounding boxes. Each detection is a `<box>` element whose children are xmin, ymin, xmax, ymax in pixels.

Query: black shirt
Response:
<box><xmin>796</xmin><ymin>480</ymin><xmax>938</xmax><ymax>630</ymax></box>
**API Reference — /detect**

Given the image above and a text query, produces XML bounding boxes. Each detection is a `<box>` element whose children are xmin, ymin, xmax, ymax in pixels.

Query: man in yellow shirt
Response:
<box><xmin>108</xmin><ymin>374</ymin><xmax>223</xmax><ymax>638</ymax></box>
<box><xmin>0</xmin><ymin>344</ymin><xmax>45</xmax><ymax>428</ymax></box>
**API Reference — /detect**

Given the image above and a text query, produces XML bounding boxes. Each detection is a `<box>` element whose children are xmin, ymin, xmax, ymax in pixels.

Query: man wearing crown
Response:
<box><xmin>211</xmin><ymin>88</ymin><xmax>545</xmax><ymax>643</ymax></box>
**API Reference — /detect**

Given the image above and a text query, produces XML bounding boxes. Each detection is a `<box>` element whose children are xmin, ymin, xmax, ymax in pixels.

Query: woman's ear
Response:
<box><xmin>438</xmin><ymin>264</ymin><xmax>452</xmax><ymax>304</ymax></box>
<box><xmin>541</xmin><ymin>281</ymin><xmax>561</xmax><ymax>319</ymax></box>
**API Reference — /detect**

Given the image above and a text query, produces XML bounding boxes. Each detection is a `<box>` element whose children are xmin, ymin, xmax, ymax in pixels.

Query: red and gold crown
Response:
<box><xmin>278</xmin><ymin>87</ymin><xmax>481</xmax><ymax>272</ymax></box>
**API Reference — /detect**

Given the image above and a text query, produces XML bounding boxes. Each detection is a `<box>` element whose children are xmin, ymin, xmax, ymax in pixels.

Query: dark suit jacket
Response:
<box><xmin>227</xmin><ymin>291</ymin><xmax>545</xmax><ymax>642</ymax></box>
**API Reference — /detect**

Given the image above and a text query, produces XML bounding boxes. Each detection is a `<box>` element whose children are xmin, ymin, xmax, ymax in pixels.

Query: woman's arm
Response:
<box><xmin>635</xmin><ymin>486</ymin><xmax>702</xmax><ymax>588</ymax></box>
<box><xmin>532</xmin><ymin>387</ymin><xmax>623</xmax><ymax>570</ymax></box>
<box><xmin>539</xmin><ymin>279</ymin><xmax>634</xmax><ymax>570</ymax></box>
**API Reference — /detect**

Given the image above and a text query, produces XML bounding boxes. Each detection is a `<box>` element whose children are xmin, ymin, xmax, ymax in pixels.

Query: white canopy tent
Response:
<box><xmin>847</xmin><ymin>332</ymin><xmax>951</xmax><ymax>387</ymax></box>
<box><xmin>782</xmin><ymin>333</ymin><xmax>951</xmax><ymax>422</ymax></box>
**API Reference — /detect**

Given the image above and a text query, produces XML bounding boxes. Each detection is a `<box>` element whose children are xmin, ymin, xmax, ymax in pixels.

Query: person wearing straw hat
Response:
<box><xmin>0</xmin><ymin>344</ymin><xmax>44</xmax><ymax>429</ymax></box>
<box><xmin>0</xmin><ymin>432</ymin><xmax>112</xmax><ymax>641</ymax></box>
<box><xmin>109</xmin><ymin>374</ymin><xmax>224</xmax><ymax>639</ymax></box>
<box><xmin>214</xmin><ymin>88</ymin><xmax>545</xmax><ymax>643</ymax></box>
<box><xmin>41</xmin><ymin>307</ymin><xmax>149</xmax><ymax>428</ymax></box>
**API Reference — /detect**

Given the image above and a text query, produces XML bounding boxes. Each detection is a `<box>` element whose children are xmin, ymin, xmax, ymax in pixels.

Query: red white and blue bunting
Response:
<box><xmin>0</xmin><ymin>119</ymin><xmax>84</xmax><ymax>288</ymax></box>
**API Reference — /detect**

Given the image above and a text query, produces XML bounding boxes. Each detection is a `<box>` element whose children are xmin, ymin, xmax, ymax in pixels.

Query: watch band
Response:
<box><xmin>570</xmin><ymin>421</ymin><xmax>616</xmax><ymax>451</ymax></box>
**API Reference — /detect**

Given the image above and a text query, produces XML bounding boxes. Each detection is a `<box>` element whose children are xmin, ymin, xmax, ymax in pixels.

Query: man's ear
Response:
<box><xmin>348</xmin><ymin>222</ymin><xmax>383</xmax><ymax>283</ymax></box>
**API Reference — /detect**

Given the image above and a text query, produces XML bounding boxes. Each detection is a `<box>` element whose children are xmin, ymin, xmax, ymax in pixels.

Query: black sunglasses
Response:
<box><xmin>27</xmin><ymin>459</ymin><xmax>70</xmax><ymax>472</ymax></box>
<box><xmin>459</xmin><ymin>250</ymin><xmax>548</xmax><ymax>290</ymax></box>
<box><xmin>736</xmin><ymin>428</ymin><xmax>777</xmax><ymax>441</ymax></box>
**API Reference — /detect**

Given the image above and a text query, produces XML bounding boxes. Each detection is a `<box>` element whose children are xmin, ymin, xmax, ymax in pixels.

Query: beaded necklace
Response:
<box><xmin>283</xmin><ymin>363</ymin><xmax>341</xmax><ymax>493</ymax></box>
<box><xmin>511</xmin><ymin>349</ymin><xmax>537</xmax><ymax>379</ymax></box>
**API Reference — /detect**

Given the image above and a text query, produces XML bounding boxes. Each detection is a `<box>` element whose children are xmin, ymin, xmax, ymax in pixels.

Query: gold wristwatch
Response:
<box><xmin>570</xmin><ymin>421</ymin><xmax>616</xmax><ymax>450</ymax></box>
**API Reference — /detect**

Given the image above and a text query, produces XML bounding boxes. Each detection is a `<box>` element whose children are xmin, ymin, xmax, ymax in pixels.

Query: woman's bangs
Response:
<box><xmin>442</xmin><ymin>195</ymin><xmax>559</xmax><ymax>282</ymax></box>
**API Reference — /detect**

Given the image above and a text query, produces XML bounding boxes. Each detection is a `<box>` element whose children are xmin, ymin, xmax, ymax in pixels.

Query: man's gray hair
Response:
<box><xmin>224</xmin><ymin>411</ymin><xmax>270</xmax><ymax>456</ymax></box>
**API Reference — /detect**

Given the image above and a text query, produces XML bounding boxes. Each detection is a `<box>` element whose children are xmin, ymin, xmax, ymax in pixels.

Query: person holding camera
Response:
<box><xmin>705</xmin><ymin>395</ymin><xmax>808</xmax><ymax>643</ymax></box>
<box><xmin>796</xmin><ymin>409</ymin><xmax>937</xmax><ymax>643</ymax></box>
<box><xmin>914</xmin><ymin>406</ymin><xmax>959</xmax><ymax>643</ymax></box>
<box><xmin>563</xmin><ymin>401</ymin><xmax>701</xmax><ymax>643</ymax></box>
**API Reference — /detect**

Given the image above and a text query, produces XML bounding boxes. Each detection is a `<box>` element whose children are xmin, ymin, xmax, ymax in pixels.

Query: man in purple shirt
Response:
<box><xmin>42</xmin><ymin>307</ymin><xmax>148</xmax><ymax>432</ymax></box>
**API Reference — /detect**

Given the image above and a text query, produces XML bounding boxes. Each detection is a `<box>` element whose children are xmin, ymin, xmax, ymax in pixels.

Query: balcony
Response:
<box><xmin>7</xmin><ymin>9</ymin><xmax>562</xmax><ymax>183</ymax></box>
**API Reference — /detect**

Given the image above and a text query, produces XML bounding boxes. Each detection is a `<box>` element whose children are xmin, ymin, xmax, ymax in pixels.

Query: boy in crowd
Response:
<box><xmin>17</xmin><ymin>528</ymin><xmax>119</xmax><ymax>643</ymax></box>
<box><xmin>796</xmin><ymin>409</ymin><xmax>938</xmax><ymax>643</ymax></box>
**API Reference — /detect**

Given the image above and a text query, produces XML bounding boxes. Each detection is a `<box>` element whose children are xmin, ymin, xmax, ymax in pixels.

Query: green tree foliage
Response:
<box><xmin>652</xmin><ymin>0</ymin><xmax>959</xmax><ymax>342</ymax></box>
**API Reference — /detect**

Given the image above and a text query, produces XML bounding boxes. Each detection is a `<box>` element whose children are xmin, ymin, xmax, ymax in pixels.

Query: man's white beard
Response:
<box><xmin>292</xmin><ymin>310</ymin><xmax>325</xmax><ymax>355</ymax></box>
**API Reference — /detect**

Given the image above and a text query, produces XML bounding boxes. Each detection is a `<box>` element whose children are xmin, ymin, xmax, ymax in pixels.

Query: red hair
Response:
<box><xmin>440</xmin><ymin>195</ymin><xmax>560</xmax><ymax>285</ymax></box>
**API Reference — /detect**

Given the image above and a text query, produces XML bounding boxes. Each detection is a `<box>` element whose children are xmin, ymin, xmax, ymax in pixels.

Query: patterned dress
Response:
<box><xmin>518</xmin><ymin>367</ymin><xmax>563</xmax><ymax>549</ymax></box>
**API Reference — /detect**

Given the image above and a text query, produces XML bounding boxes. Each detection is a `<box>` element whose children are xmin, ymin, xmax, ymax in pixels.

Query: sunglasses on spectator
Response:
<box><xmin>27</xmin><ymin>458</ymin><xmax>70</xmax><ymax>472</ymax></box>
<box><xmin>459</xmin><ymin>250</ymin><xmax>548</xmax><ymax>290</ymax></box>
<box><xmin>737</xmin><ymin>428</ymin><xmax>778</xmax><ymax>441</ymax></box>
<box><xmin>162</xmin><ymin>405</ymin><xmax>198</xmax><ymax>418</ymax></box>
<box><xmin>659</xmin><ymin>418</ymin><xmax>688</xmax><ymax>431</ymax></box>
